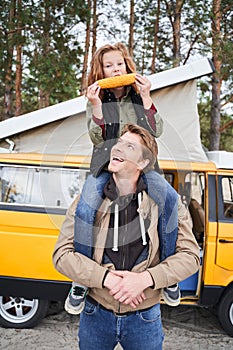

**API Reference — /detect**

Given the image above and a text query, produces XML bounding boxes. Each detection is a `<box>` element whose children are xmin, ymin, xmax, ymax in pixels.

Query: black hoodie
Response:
<box><xmin>103</xmin><ymin>175</ymin><xmax>150</xmax><ymax>270</ymax></box>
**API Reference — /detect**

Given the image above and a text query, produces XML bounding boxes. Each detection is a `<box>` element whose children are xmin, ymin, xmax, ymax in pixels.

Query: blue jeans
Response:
<box><xmin>78</xmin><ymin>299</ymin><xmax>164</xmax><ymax>350</ymax></box>
<box><xmin>74</xmin><ymin>170</ymin><xmax>178</xmax><ymax>261</ymax></box>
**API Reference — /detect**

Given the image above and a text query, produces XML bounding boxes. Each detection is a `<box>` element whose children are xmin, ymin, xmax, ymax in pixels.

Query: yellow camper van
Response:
<box><xmin>0</xmin><ymin>151</ymin><xmax>233</xmax><ymax>335</ymax></box>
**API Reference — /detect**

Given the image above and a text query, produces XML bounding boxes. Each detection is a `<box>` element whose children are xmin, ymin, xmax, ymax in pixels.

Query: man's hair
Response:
<box><xmin>121</xmin><ymin>124</ymin><xmax>158</xmax><ymax>172</ymax></box>
<box><xmin>87</xmin><ymin>42</ymin><xmax>137</xmax><ymax>96</ymax></box>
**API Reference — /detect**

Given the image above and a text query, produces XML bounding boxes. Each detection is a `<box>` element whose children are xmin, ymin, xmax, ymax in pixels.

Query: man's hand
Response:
<box><xmin>108</xmin><ymin>270</ymin><xmax>154</xmax><ymax>308</ymax></box>
<box><xmin>103</xmin><ymin>271</ymin><xmax>122</xmax><ymax>290</ymax></box>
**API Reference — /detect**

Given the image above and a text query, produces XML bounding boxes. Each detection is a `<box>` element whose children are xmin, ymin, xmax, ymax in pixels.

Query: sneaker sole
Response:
<box><xmin>161</xmin><ymin>290</ymin><xmax>181</xmax><ymax>307</ymax></box>
<box><xmin>64</xmin><ymin>298</ymin><xmax>85</xmax><ymax>315</ymax></box>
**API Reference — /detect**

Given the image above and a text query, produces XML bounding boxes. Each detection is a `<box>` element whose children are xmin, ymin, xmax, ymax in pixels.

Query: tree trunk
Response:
<box><xmin>15</xmin><ymin>44</ymin><xmax>22</xmax><ymax>116</ymax></box>
<box><xmin>173</xmin><ymin>0</ymin><xmax>183</xmax><ymax>67</ymax></box>
<box><xmin>4</xmin><ymin>0</ymin><xmax>15</xmax><ymax>119</ymax></box>
<box><xmin>92</xmin><ymin>0</ymin><xmax>97</xmax><ymax>57</ymax></box>
<box><xmin>15</xmin><ymin>0</ymin><xmax>22</xmax><ymax>116</ymax></box>
<box><xmin>210</xmin><ymin>0</ymin><xmax>222</xmax><ymax>150</ymax></box>
<box><xmin>164</xmin><ymin>0</ymin><xmax>184</xmax><ymax>67</ymax></box>
<box><xmin>128</xmin><ymin>0</ymin><xmax>134</xmax><ymax>57</ymax></box>
<box><xmin>81</xmin><ymin>0</ymin><xmax>91</xmax><ymax>94</ymax></box>
<box><xmin>151</xmin><ymin>0</ymin><xmax>160</xmax><ymax>73</ymax></box>
<box><xmin>39</xmin><ymin>4</ymin><xmax>50</xmax><ymax>109</ymax></box>
<box><xmin>141</xmin><ymin>34</ymin><xmax>146</xmax><ymax>74</ymax></box>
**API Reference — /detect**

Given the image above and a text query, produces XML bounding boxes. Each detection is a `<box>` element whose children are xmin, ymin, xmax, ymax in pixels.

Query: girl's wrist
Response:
<box><xmin>90</xmin><ymin>99</ymin><xmax>102</xmax><ymax>107</ymax></box>
<box><xmin>92</xmin><ymin>103</ymin><xmax>103</xmax><ymax>119</ymax></box>
<box><xmin>142</xmin><ymin>96</ymin><xmax>153</xmax><ymax>110</ymax></box>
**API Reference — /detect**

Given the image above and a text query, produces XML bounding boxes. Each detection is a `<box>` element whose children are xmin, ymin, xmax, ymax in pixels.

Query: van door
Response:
<box><xmin>216</xmin><ymin>174</ymin><xmax>233</xmax><ymax>271</ymax></box>
<box><xmin>0</xmin><ymin>164</ymin><xmax>87</xmax><ymax>281</ymax></box>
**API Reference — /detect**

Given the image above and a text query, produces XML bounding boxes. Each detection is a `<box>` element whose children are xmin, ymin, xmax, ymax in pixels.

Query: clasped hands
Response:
<box><xmin>104</xmin><ymin>270</ymin><xmax>153</xmax><ymax>309</ymax></box>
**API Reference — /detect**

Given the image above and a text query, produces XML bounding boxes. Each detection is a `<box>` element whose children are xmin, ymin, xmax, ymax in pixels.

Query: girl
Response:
<box><xmin>86</xmin><ymin>42</ymin><xmax>163</xmax><ymax>176</ymax></box>
<box><xmin>64</xmin><ymin>43</ymin><xmax>180</xmax><ymax>314</ymax></box>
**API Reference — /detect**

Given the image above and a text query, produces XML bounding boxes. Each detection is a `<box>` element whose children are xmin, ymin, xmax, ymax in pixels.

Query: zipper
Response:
<box><xmin>118</xmin><ymin>204</ymin><xmax>128</xmax><ymax>313</ymax></box>
<box><xmin>122</xmin><ymin>206</ymin><xmax>127</xmax><ymax>269</ymax></box>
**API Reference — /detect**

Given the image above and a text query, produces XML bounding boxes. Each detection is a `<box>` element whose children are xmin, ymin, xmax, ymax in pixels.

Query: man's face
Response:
<box><xmin>108</xmin><ymin>132</ymin><xmax>148</xmax><ymax>176</ymax></box>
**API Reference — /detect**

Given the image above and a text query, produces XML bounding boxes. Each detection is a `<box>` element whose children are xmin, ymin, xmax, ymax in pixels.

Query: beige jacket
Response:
<box><xmin>53</xmin><ymin>192</ymin><xmax>200</xmax><ymax>313</ymax></box>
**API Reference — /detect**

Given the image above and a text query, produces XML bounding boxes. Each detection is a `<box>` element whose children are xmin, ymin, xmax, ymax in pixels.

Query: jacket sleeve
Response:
<box><xmin>87</xmin><ymin>100</ymin><xmax>164</xmax><ymax>146</ymax></box>
<box><xmin>147</xmin><ymin>198</ymin><xmax>200</xmax><ymax>290</ymax></box>
<box><xmin>52</xmin><ymin>197</ymin><xmax>108</xmax><ymax>288</ymax></box>
<box><xmin>144</xmin><ymin>103</ymin><xmax>163</xmax><ymax>138</ymax></box>
<box><xmin>87</xmin><ymin>101</ymin><xmax>105</xmax><ymax>145</ymax></box>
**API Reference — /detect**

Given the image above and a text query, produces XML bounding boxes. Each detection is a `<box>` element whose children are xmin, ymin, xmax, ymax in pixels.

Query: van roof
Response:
<box><xmin>206</xmin><ymin>151</ymin><xmax>233</xmax><ymax>170</ymax></box>
<box><xmin>0</xmin><ymin>58</ymin><xmax>213</xmax><ymax>140</ymax></box>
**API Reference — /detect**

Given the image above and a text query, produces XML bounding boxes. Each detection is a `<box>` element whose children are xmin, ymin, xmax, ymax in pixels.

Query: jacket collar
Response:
<box><xmin>104</xmin><ymin>174</ymin><xmax>146</xmax><ymax>203</ymax></box>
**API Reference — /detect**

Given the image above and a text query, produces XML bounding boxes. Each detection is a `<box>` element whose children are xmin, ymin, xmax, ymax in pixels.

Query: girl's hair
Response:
<box><xmin>87</xmin><ymin>42</ymin><xmax>137</xmax><ymax>89</ymax></box>
<box><xmin>121</xmin><ymin>123</ymin><xmax>158</xmax><ymax>172</ymax></box>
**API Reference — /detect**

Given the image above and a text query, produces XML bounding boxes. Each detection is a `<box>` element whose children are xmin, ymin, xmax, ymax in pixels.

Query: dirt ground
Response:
<box><xmin>1</xmin><ymin>302</ymin><xmax>233</xmax><ymax>350</ymax></box>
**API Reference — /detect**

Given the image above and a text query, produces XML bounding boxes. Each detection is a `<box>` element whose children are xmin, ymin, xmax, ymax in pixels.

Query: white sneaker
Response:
<box><xmin>64</xmin><ymin>282</ymin><xmax>88</xmax><ymax>315</ymax></box>
<box><xmin>162</xmin><ymin>284</ymin><xmax>181</xmax><ymax>307</ymax></box>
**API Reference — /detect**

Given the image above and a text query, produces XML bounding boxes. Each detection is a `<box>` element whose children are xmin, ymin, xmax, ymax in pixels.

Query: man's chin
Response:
<box><xmin>109</xmin><ymin>161</ymin><xmax>124</xmax><ymax>173</ymax></box>
<box><xmin>108</xmin><ymin>163</ymin><xmax>116</xmax><ymax>173</ymax></box>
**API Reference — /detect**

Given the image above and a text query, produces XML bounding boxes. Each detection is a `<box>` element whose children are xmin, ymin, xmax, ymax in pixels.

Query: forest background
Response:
<box><xmin>0</xmin><ymin>0</ymin><xmax>232</xmax><ymax>151</ymax></box>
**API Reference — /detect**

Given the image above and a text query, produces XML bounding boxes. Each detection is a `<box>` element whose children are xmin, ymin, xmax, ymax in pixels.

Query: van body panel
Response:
<box><xmin>200</xmin><ymin>285</ymin><xmax>225</xmax><ymax>306</ymax></box>
<box><xmin>216</xmin><ymin>222</ymin><xmax>233</xmax><ymax>271</ymax></box>
<box><xmin>0</xmin><ymin>152</ymin><xmax>91</xmax><ymax>168</ymax></box>
<box><xmin>216</xmin><ymin>173</ymin><xmax>233</xmax><ymax>271</ymax></box>
<box><xmin>0</xmin><ymin>209</ymin><xmax>70</xmax><ymax>281</ymax></box>
<box><xmin>0</xmin><ymin>276</ymin><xmax>70</xmax><ymax>301</ymax></box>
<box><xmin>202</xmin><ymin>228</ymin><xmax>217</xmax><ymax>285</ymax></box>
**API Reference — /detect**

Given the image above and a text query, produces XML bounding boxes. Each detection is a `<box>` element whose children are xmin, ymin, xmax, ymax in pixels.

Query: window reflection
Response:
<box><xmin>222</xmin><ymin>177</ymin><xmax>233</xmax><ymax>218</ymax></box>
<box><xmin>0</xmin><ymin>166</ymin><xmax>88</xmax><ymax>209</ymax></box>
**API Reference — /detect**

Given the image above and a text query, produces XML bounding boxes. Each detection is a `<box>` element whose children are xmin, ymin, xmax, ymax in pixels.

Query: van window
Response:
<box><xmin>181</xmin><ymin>172</ymin><xmax>205</xmax><ymax>245</ymax></box>
<box><xmin>184</xmin><ymin>172</ymin><xmax>204</xmax><ymax>205</ymax></box>
<box><xmin>0</xmin><ymin>165</ymin><xmax>88</xmax><ymax>209</ymax></box>
<box><xmin>222</xmin><ymin>176</ymin><xmax>233</xmax><ymax>218</ymax></box>
<box><xmin>164</xmin><ymin>173</ymin><xmax>174</xmax><ymax>187</ymax></box>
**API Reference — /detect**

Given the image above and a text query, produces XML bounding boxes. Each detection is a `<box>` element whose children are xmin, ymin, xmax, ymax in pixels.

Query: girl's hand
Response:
<box><xmin>86</xmin><ymin>82</ymin><xmax>102</xmax><ymax>106</ymax></box>
<box><xmin>135</xmin><ymin>74</ymin><xmax>151</xmax><ymax>98</ymax></box>
<box><xmin>135</xmin><ymin>74</ymin><xmax>153</xmax><ymax>109</ymax></box>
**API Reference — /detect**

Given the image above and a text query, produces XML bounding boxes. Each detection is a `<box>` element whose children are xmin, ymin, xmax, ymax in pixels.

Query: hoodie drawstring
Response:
<box><xmin>138</xmin><ymin>192</ymin><xmax>147</xmax><ymax>246</ymax></box>
<box><xmin>112</xmin><ymin>192</ymin><xmax>147</xmax><ymax>251</ymax></box>
<box><xmin>112</xmin><ymin>203</ymin><xmax>119</xmax><ymax>251</ymax></box>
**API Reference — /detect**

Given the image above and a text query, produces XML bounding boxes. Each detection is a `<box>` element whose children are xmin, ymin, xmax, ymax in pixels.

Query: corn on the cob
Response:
<box><xmin>97</xmin><ymin>73</ymin><xmax>136</xmax><ymax>89</ymax></box>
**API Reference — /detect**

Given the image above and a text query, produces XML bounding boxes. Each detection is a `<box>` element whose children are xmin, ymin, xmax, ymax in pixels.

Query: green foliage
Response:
<box><xmin>220</xmin><ymin>117</ymin><xmax>233</xmax><ymax>152</ymax></box>
<box><xmin>0</xmin><ymin>0</ymin><xmax>232</xmax><ymax>149</ymax></box>
<box><xmin>0</xmin><ymin>0</ymin><xmax>89</xmax><ymax>117</ymax></box>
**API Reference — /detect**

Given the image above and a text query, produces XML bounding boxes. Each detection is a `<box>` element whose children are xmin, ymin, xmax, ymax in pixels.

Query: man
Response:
<box><xmin>53</xmin><ymin>123</ymin><xmax>200</xmax><ymax>350</ymax></box>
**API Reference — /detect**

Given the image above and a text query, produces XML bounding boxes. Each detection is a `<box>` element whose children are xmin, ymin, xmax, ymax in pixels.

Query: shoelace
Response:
<box><xmin>73</xmin><ymin>286</ymin><xmax>86</xmax><ymax>297</ymax></box>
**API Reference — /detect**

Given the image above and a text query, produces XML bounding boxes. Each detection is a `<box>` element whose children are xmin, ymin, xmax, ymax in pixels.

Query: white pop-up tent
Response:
<box><xmin>0</xmin><ymin>58</ymin><xmax>214</xmax><ymax>163</ymax></box>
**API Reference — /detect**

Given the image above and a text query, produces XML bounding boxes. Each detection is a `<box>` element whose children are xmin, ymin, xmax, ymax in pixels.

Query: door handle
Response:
<box><xmin>219</xmin><ymin>239</ymin><xmax>233</xmax><ymax>243</ymax></box>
